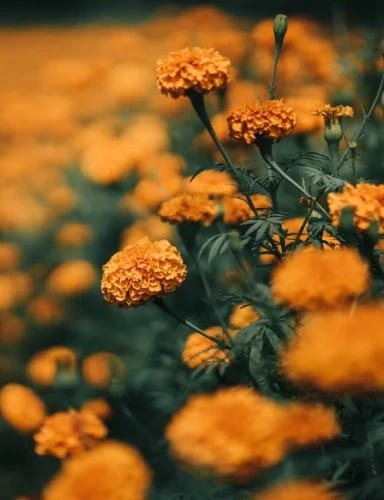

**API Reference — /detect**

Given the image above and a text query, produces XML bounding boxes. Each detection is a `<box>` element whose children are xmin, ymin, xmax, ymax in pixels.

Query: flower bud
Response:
<box><xmin>324</xmin><ymin>121</ymin><xmax>343</xmax><ymax>144</ymax></box>
<box><xmin>273</xmin><ymin>14</ymin><xmax>288</xmax><ymax>45</ymax></box>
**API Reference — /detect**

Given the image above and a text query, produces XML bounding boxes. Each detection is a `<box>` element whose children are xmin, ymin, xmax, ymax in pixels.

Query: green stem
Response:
<box><xmin>153</xmin><ymin>298</ymin><xmax>230</xmax><ymax>347</ymax></box>
<box><xmin>269</xmin><ymin>44</ymin><xmax>282</xmax><ymax>99</ymax></box>
<box><xmin>328</xmin><ymin>142</ymin><xmax>340</xmax><ymax>177</ymax></box>
<box><xmin>256</xmin><ymin>139</ymin><xmax>330</xmax><ymax>220</ymax></box>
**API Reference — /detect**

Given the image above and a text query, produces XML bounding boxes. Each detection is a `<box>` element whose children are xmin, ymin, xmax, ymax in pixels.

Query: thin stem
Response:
<box><xmin>292</xmin><ymin>191</ymin><xmax>325</xmax><ymax>251</ymax></box>
<box><xmin>328</xmin><ymin>142</ymin><xmax>340</xmax><ymax>177</ymax></box>
<box><xmin>153</xmin><ymin>298</ymin><xmax>230</xmax><ymax>347</ymax></box>
<box><xmin>269</xmin><ymin>44</ymin><xmax>282</xmax><ymax>99</ymax></box>
<box><xmin>337</xmin><ymin>67</ymin><xmax>384</xmax><ymax>170</ymax></box>
<box><xmin>257</xmin><ymin>139</ymin><xmax>330</xmax><ymax>220</ymax></box>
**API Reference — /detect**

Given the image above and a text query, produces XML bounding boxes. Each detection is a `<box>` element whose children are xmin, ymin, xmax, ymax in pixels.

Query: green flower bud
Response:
<box><xmin>273</xmin><ymin>14</ymin><xmax>288</xmax><ymax>45</ymax></box>
<box><xmin>324</xmin><ymin>121</ymin><xmax>343</xmax><ymax>144</ymax></box>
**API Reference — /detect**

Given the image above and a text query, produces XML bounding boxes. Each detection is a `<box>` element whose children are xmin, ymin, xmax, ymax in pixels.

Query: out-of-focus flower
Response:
<box><xmin>46</xmin><ymin>185</ymin><xmax>77</xmax><ymax>215</ymax></box>
<box><xmin>229</xmin><ymin>303</ymin><xmax>260</xmax><ymax>329</ymax></box>
<box><xmin>270</xmin><ymin>247</ymin><xmax>369</xmax><ymax>310</ymax></box>
<box><xmin>158</xmin><ymin>192</ymin><xmax>219</xmax><ymax>226</ymax></box>
<box><xmin>280</xmin><ymin>302</ymin><xmax>384</xmax><ymax>394</ymax></box>
<box><xmin>106</xmin><ymin>62</ymin><xmax>153</xmax><ymax>107</ymax></box>
<box><xmin>80</xmin><ymin>399</ymin><xmax>112</xmax><ymax>420</ymax></box>
<box><xmin>0</xmin><ymin>313</ymin><xmax>25</xmax><ymax>345</ymax></box>
<box><xmin>55</xmin><ymin>223</ymin><xmax>92</xmax><ymax>248</ymax></box>
<box><xmin>182</xmin><ymin>327</ymin><xmax>236</xmax><ymax>369</ymax></box>
<box><xmin>101</xmin><ymin>237</ymin><xmax>187</xmax><ymax>308</ymax></box>
<box><xmin>221</xmin><ymin>193</ymin><xmax>271</xmax><ymax>224</ymax></box>
<box><xmin>0</xmin><ymin>241</ymin><xmax>21</xmax><ymax>271</ymax></box>
<box><xmin>184</xmin><ymin>170</ymin><xmax>237</xmax><ymax>196</ymax></box>
<box><xmin>252</xmin><ymin>480</ymin><xmax>344</xmax><ymax>500</ymax></box>
<box><xmin>328</xmin><ymin>183</ymin><xmax>384</xmax><ymax>233</ymax></box>
<box><xmin>26</xmin><ymin>346</ymin><xmax>77</xmax><ymax>387</ymax></box>
<box><xmin>34</xmin><ymin>409</ymin><xmax>108</xmax><ymax>459</ymax></box>
<box><xmin>156</xmin><ymin>46</ymin><xmax>231</xmax><ymax>98</ymax></box>
<box><xmin>81</xmin><ymin>352</ymin><xmax>126</xmax><ymax>388</ymax></box>
<box><xmin>120</xmin><ymin>216</ymin><xmax>175</xmax><ymax>248</ymax></box>
<box><xmin>166</xmin><ymin>386</ymin><xmax>339</xmax><ymax>483</ymax></box>
<box><xmin>26</xmin><ymin>295</ymin><xmax>64</xmax><ymax>325</ymax></box>
<box><xmin>285</xmin><ymin>88</ymin><xmax>326</xmax><ymax>135</ymax></box>
<box><xmin>227</xmin><ymin>100</ymin><xmax>296</xmax><ymax>144</ymax></box>
<box><xmin>0</xmin><ymin>383</ymin><xmax>47</xmax><ymax>433</ymax></box>
<box><xmin>128</xmin><ymin>174</ymin><xmax>184</xmax><ymax>212</ymax></box>
<box><xmin>0</xmin><ymin>272</ymin><xmax>32</xmax><ymax>311</ymax></box>
<box><xmin>47</xmin><ymin>260</ymin><xmax>97</xmax><ymax>296</ymax></box>
<box><xmin>42</xmin><ymin>440</ymin><xmax>153</xmax><ymax>500</ymax></box>
<box><xmin>135</xmin><ymin>151</ymin><xmax>186</xmax><ymax>177</ymax></box>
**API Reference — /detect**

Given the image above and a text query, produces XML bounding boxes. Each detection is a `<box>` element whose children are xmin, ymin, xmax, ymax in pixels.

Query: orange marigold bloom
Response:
<box><xmin>0</xmin><ymin>383</ymin><xmax>47</xmax><ymax>433</ymax></box>
<box><xmin>101</xmin><ymin>237</ymin><xmax>187</xmax><ymax>308</ymax></box>
<box><xmin>82</xmin><ymin>352</ymin><xmax>126</xmax><ymax>388</ymax></box>
<box><xmin>129</xmin><ymin>174</ymin><xmax>184</xmax><ymax>212</ymax></box>
<box><xmin>0</xmin><ymin>241</ymin><xmax>21</xmax><ymax>271</ymax></box>
<box><xmin>42</xmin><ymin>440</ymin><xmax>153</xmax><ymax>500</ymax></box>
<box><xmin>184</xmin><ymin>170</ymin><xmax>237</xmax><ymax>196</ymax></box>
<box><xmin>120</xmin><ymin>216</ymin><xmax>174</xmax><ymax>248</ymax></box>
<box><xmin>327</xmin><ymin>182</ymin><xmax>384</xmax><ymax>233</ymax></box>
<box><xmin>253</xmin><ymin>480</ymin><xmax>344</xmax><ymax>500</ymax></box>
<box><xmin>280</xmin><ymin>302</ymin><xmax>384</xmax><ymax>394</ymax></box>
<box><xmin>158</xmin><ymin>192</ymin><xmax>219</xmax><ymax>226</ymax></box>
<box><xmin>182</xmin><ymin>326</ymin><xmax>236</xmax><ymax>369</ymax></box>
<box><xmin>270</xmin><ymin>247</ymin><xmax>369</xmax><ymax>311</ymax></box>
<box><xmin>47</xmin><ymin>259</ymin><xmax>97</xmax><ymax>296</ymax></box>
<box><xmin>26</xmin><ymin>295</ymin><xmax>64</xmax><ymax>325</ymax></box>
<box><xmin>229</xmin><ymin>302</ymin><xmax>260</xmax><ymax>329</ymax></box>
<box><xmin>156</xmin><ymin>46</ymin><xmax>231</xmax><ymax>98</ymax></box>
<box><xmin>55</xmin><ymin>223</ymin><xmax>92</xmax><ymax>248</ymax></box>
<box><xmin>312</xmin><ymin>104</ymin><xmax>354</xmax><ymax>123</ymax></box>
<box><xmin>227</xmin><ymin>100</ymin><xmax>296</xmax><ymax>144</ymax></box>
<box><xmin>165</xmin><ymin>387</ymin><xmax>339</xmax><ymax>483</ymax></box>
<box><xmin>81</xmin><ymin>398</ymin><xmax>112</xmax><ymax>420</ymax></box>
<box><xmin>34</xmin><ymin>409</ymin><xmax>108</xmax><ymax>459</ymax></box>
<box><xmin>222</xmin><ymin>193</ymin><xmax>271</xmax><ymax>224</ymax></box>
<box><xmin>26</xmin><ymin>346</ymin><xmax>77</xmax><ymax>387</ymax></box>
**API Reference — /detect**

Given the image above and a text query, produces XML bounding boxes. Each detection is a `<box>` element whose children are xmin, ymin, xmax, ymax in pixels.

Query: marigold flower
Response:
<box><xmin>82</xmin><ymin>352</ymin><xmax>126</xmax><ymax>388</ymax></box>
<box><xmin>135</xmin><ymin>151</ymin><xmax>186</xmax><ymax>177</ymax></box>
<box><xmin>222</xmin><ymin>193</ymin><xmax>271</xmax><ymax>224</ymax></box>
<box><xmin>166</xmin><ymin>386</ymin><xmax>339</xmax><ymax>483</ymax></box>
<box><xmin>184</xmin><ymin>170</ymin><xmax>237</xmax><ymax>196</ymax></box>
<box><xmin>312</xmin><ymin>104</ymin><xmax>354</xmax><ymax>122</ymax></box>
<box><xmin>0</xmin><ymin>383</ymin><xmax>47</xmax><ymax>433</ymax></box>
<box><xmin>42</xmin><ymin>440</ymin><xmax>153</xmax><ymax>500</ymax></box>
<box><xmin>0</xmin><ymin>313</ymin><xmax>25</xmax><ymax>345</ymax></box>
<box><xmin>55</xmin><ymin>223</ymin><xmax>92</xmax><ymax>248</ymax></box>
<box><xmin>26</xmin><ymin>346</ymin><xmax>77</xmax><ymax>387</ymax></box>
<box><xmin>101</xmin><ymin>237</ymin><xmax>187</xmax><ymax>308</ymax></box>
<box><xmin>156</xmin><ymin>46</ymin><xmax>231</xmax><ymax>98</ymax></box>
<box><xmin>80</xmin><ymin>398</ymin><xmax>112</xmax><ymax>420</ymax></box>
<box><xmin>47</xmin><ymin>259</ymin><xmax>97</xmax><ymax>296</ymax></box>
<box><xmin>34</xmin><ymin>409</ymin><xmax>108</xmax><ymax>459</ymax></box>
<box><xmin>229</xmin><ymin>303</ymin><xmax>260</xmax><ymax>329</ymax></box>
<box><xmin>280</xmin><ymin>302</ymin><xmax>384</xmax><ymax>394</ymax></box>
<box><xmin>120</xmin><ymin>216</ymin><xmax>174</xmax><ymax>248</ymax></box>
<box><xmin>227</xmin><ymin>100</ymin><xmax>296</xmax><ymax>144</ymax></box>
<box><xmin>129</xmin><ymin>175</ymin><xmax>184</xmax><ymax>212</ymax></box>
<box><xmin>253</xmin><ymin>480</ymin><xmax>344</xmax><ymax>500</ymax></box>
<box><xmin>158</xmin><ymin>192</ymin><xmax>219</xmax><ymax>226</ymax></box>
<box><xmin>327</xmin><ymin>182</ymin><xmax>384</xmax><ymax>233</ymax></box>
<box><xmin>0</xmin><ymin>241</ymin><xmax>21</xmax><ymax>271</ymax></box>
<box><xmin>271</xmin><ymin>247</ymin><xmax>369</xmax><ymax>310</ymax></box>
<box><xmin>182</xmin><ymin>327</ymin><xmax>236</xmax><ymax>369</ymax></box>
<box><xmin>26</xmin><ymin>295</ymin><xmax>64</xmax><ymax>325</ymax></box>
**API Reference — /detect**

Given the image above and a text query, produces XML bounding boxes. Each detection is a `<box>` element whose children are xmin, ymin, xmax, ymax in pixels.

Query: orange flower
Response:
<box><xmin>135</xmin><ymin>151</ymin><xmax>186</xmax><ymax>177</ymax></box>
<box><xmin>82</xmin><ymin>352</ymin><xmax>126</xmax><ymax>388</ymax></box>
<box><xmin>227</xmin><ymin>100</ymin><xmax>296</xmax><ymax>144</ymax></box>
<box><xmin>0</xmin><ymin>313</ymin><xmax>25</xmax><ymax>345</ymax></box>
<box><xmin>270</xmin><ymin>247</ymin><xmax>369</xmax><ymax>310</ymax></box>
<box><xmin>165</xmin><ymin>387</ymin><xmax>339</xmax><ymax>483</ymax></box>
<box><xmin>184</xmin><ymin>170</ymin><xmax>237</xmax><ymax>196</ymax></box>
<box><xmin>0</xmin><ymin>241</ymin><xmax>21</xmax><ymax>271</ymax></box>
<box><xmin>129</xmin><ymin>175</ymin><xmax>184</xmax><ymax>212</ymax></box>
<box><xmin>55</xmin><ymin>223</ymin><xmax>92</xmax><ymax>248</ymax></box>
<box><xmin>0</xmin><ymin>383</ymin><xmax>47</xmax><ymax>433</ymax></box>
<box><xmin>229</xmin><ymin>303</ymin><xmax>260</xmax><ymax>329</ymax></box>
<box><xmin>182</xmin><ymin>327</ymin><xmax>235</xmax><ymax>369</ymax></box>
<box><xmin>280</xmin><ymin>302</ymin><xmax>384</xmax><ymax>394</ymax></box>
<box><xmin>327</xmin><ymin>182</ymin><xmax>384</xmax><ymax>233</ymax></box>
<box><xmin>158</xmin><ymin>192</ymin><xmax>219</xmax><ymax>226</ymax></box>
<box><xmin>80</xmin><ymin>398</ymin><xmax>112</xmax><ymax>420</ymax></box>
<box><xmin>253</xmin><ymin>480</ymin><xmax>344</xmax><ymax>500</ymax></box>
<box><xmin>47</xmin><ymin>260</ymin><xmax>97</xmax><ymax>296</ymax></box>
<box><xmin>42</xmin><ymin>440</ymin><xmax>153</xmax><ymax>500</ymax></box>
<box><xmin>312</xmin><ymin>104</ymin><xmax>354</xmax><ymax>123</ymax></box>
<box><xmin>284</xmin><ymin>93</ymin><xmax>325</xmax><ymax>135</ymax></box>
<box><xmin>222</xmin><ymin>193</ymin><xmax>271</xmax><ymax>224</ymax></box>
<box><xmin>26</xmin><ymin>346</ymin><xmax>77</xmax><ymax>387</ymax></box>
<box><xmin>101</xmin><ymin>237</ymin><xmax>187</xmax><ymax>308</ymax></box>
<box><xmin>34</xmin><ymin>409</ymin><xmax>108</xmax><ymax>459</ymax></box>
<box><xmin>26</xmin><ymin>295</ymin><xmax>64</xmax><ymax>325</ymax></box>
<box><xmin>120</xmin><ymin>216</ymin><xmax>174</xmax><ymax>248</ymax></box>
<box><xmin>156</xmin><ymin>46</ymin><xmax>231</xmax><ymax>98</ymax></box>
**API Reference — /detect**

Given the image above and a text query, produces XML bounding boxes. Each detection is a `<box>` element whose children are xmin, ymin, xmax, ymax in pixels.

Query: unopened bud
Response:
<box><xmin>273</xmin><ymin>14</ymin><xmax>288</xmax><ymax>45</ymax></box>
<box><xmin>324</xmin><ymin>121</ymin><xmax>343</xmax><ymax>144</ymax></box>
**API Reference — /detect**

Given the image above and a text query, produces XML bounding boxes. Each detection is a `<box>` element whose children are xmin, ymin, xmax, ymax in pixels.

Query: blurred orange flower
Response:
<box><xmin>47</xmin><ymin>260</ymin><xmax>97</xmax><ymax>296</ymax></box>
<box><xmin>120</xmin><ymin>215</ymin><xmax>175</xmax><ymax>248</ymax></box>
<box><xmin>80</xmin><ymin>398</ymin><xmax>112</xmax><ymax>420</ymax></box>
<box><xmin>26</xmin><ymin>346</ymin><xmax>77</xmax><ymax>387</ymax></box>
<box><xmin>158</xmin><ymin>192</ymin><xmax>219</xmax><ymax>226</ymax></box>
<box><xmin>229</xmin><ymin>302</ymin><xmax>260</xmax><ymax>329</ymax></box>
<box><xmin>222</xmin><ymin>193</ymin><xmax>271</xmax><ymax>224</ymax></box>
<box><xmin>55</xmin><ymin>223</ymin><xmax>92</xmax><ymax>248</ymax></box>
<box><xmin>81</xmin><ymin>352</ymin><xmax>125</xmax><ymax>388</ymax></box>
<box><xmin>253</xmin><ymin>480</ymin><xmax>344</xmax><ymax>500</ymax></box>
<box><xmin>184</xmin><ymin>170</ymin><xmax>237</xmax><ymax>196</ymax></box>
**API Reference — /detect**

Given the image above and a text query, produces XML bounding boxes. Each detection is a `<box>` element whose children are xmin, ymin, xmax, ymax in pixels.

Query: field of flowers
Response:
<box><xmin>0</xmin><ymin>4</ymin><xmax>384</xmax><ymax>499</ymax></box>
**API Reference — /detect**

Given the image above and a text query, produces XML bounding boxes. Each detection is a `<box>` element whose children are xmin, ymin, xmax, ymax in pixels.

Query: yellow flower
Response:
<box><xmin>227</xmin><ymin>100</ymin><xmax>296</xmax><ymax>144</ymax></box>
<box><xmin>156</xmin><ymin>46</ymin><xmax>231</xmax><ymax>98</ymax></box>
<box><xmin>101</xmin><ymin>237</ymin><xmax>187</xmax><ymax>308</ymax></box>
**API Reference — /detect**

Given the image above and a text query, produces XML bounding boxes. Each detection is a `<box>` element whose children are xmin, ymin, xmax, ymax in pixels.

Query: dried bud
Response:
<box><xmin>273</xmin><ymin>14</ymin><xmax>288</xmax><ymax>45</ymax></box>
